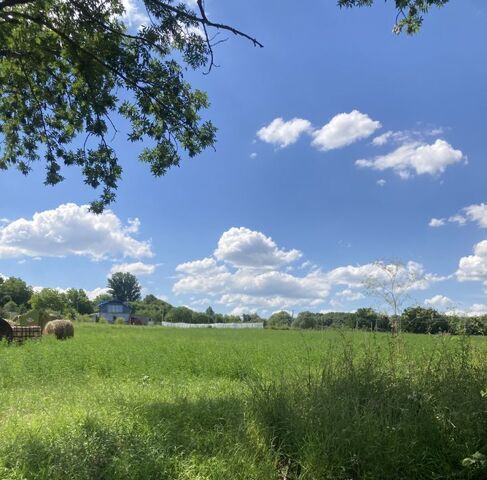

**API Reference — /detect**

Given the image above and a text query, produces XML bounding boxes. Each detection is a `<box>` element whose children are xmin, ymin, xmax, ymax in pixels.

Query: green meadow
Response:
<box><xmin>1</xmin><ymin>324</ymin><xmax>487</xmax><ymax>479</ymax></box>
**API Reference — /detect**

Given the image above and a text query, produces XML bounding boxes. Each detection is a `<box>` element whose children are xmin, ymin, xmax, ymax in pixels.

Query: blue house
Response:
<box><xmin>98</xmin><ymin>300</ymin><xmax>132</xmax><ymax>324</ymax></box>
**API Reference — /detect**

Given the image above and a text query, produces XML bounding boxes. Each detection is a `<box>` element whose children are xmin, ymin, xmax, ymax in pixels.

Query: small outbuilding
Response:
<box><xmin>97</xmin><ymin>300</ymin><xmax>132</xmax><ymax>324</ymax></box>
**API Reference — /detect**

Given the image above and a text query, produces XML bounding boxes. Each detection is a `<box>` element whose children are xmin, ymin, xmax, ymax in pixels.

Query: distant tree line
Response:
<box><xmin>266</xmin><ymin>307</ymin><xmax>487</xmax><ymax>335</ymax></box>
<box><xmin>0</xmin><ymin>273</ymin><xmax>261</xmax><ymax>324</ymax></box>
<box><xmin>1</xmin><ymin>273</ymin><xmax>486</xmax><ymax>334</ymax></box>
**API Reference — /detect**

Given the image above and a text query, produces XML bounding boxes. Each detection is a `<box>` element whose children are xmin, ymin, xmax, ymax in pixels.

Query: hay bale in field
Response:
<box><xmin>43</xmin><ymin>319</ymin><xmax>74</xmax><ymax>340</ymax></box>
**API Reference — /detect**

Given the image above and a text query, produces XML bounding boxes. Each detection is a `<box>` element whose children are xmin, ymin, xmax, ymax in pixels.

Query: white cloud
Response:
<box><xmin>424</xmin><ymin>294</ymin><xmax>453</xmax><ymax>308</ymax></box>
<box><xmin>257</xmin><ymin>117</ymin><xmax>311</xmax><ymax>148</ymax></box>
<box><xmin>250</xmin><ymin>152</ymin><xmax>258</xmax><ymax>159</ymax></box>
<box><xmin>311</xmin><ymin>110</ymin><xmax>381</xmax><ymax>151</ymax></box>
<box><xmin>110</xmin><ymin>261</ymin><xmax>156</xmax><ymax>276</ymax></box>
<box><xmin>121</xmin><ymin>0</ymin><xmax>148</xmax><ymax>28</ymax></box>
<box><xmin>126</xmin><ymin>218</ymin><xmax>141</xmax><ymax>234</ymax></box>
<box><xmin>448</xmin><ymin>214</ymin><xmax>467</xmax><ymax>226</ymax></box>
<box><xmin>356</xmin><ymin>139</ymin><xmax>465</xmax><ymax>179</ymax></box>
<box><xmin>0</xmin><ymin>203</ymin><xmax>152</xmax><ymax>261</ymax></box>
<box><xmin>372</xmin><ymin>128</ymin><xmax>445</xmax><ymax>147</ymax></box>
<box><xmin>214</xmin><ymin>227</ymin><xmax>301</xmax><ymax>268</ymax></box>
<box><xmin>0</xmin><ymin>218</ymin><xmax>9</xmax><ymax>224</ymax></box>
<box><xmin>429</xmin><ymin>218</ymin><xmax>446</xmax><ymax>227</ymax></box>
<box><xmin>430</xmin><ymin>203</ymin><xmax>487</xmax><ymax>229</ymax></box>
<box><xmin>446</xmin><ymin>304</ymin><xmax>487</xmax><ymax>317</ymax></box>
<box><xmin>335</xmin><ymin>289</ymin><xmax>365</xmax><ymax>301</ymax></box>
<box><xmin>463</xmin><ymin>203</ymin><xmax>487</xmax><ymax>227</ymax></box>
<box><xmin>372</xmin><ymin>131</ymin><xmax>393</xmax><ymax>146</ymax></box>
<box><xmin>376</xmin><ymin>179</ymin><xmax>386</xmax><ymax>187</ymax></box>
<box><xmin>86</xmin><ymin>287</ymin><xmax>111</xmax><ymax>300</ymax></box>
<box><xmin>456</xmin><ymin>240</ymin><xmax>487</xmax><ymax>285</ymax></box>
<box><xmin>173</xmin><ymin>228</ymin><xmax>441</xmax><ymax>313</ymax></box>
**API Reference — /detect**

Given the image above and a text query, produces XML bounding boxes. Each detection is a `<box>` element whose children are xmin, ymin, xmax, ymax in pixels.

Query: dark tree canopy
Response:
<box><xmin>65</xmin><ymin>288</ymin><xmax>94</xmax><ymax>315</ymax></box>
<box><xmin>338</xmin><ymin>0</ymin><xmax>449</xmax><ymax>34</ymax></box>
<box><xmin>0</xmin><ymin>276</ymin><xmax>33</xmax><ymax>306</ymax></box>
<box><xmin>107</xmin><ymin>271</ymin><xmax>141</xmax><ymax>302</ymax></box>
<box><xmin>0</xmin><ymin>0</ymin><xmax>261</xmax><ymax>212</ymax></box>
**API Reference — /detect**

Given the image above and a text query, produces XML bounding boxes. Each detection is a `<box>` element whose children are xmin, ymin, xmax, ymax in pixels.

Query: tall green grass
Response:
<box><xmin>0</xmin><ymin>324</ymin><xmax>486</xmax><ymax>479</ymax></box>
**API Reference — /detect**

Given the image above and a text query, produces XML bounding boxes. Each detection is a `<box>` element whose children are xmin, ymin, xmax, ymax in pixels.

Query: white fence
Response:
<box><xmin>160</xmin><ymin>321</ymin><xmax>263</xmax><ymax>329</ymax></box>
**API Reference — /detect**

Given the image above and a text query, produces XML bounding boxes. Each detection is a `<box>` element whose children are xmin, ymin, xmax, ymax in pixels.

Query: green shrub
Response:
<box><xmin>292</xmin><ymin>311</ymin><xmax>318</xmax><ymax>329</ymax></box>
<box><xmin>165</xmin><ymin>306</ymin><xmax>193</xmax><ymax>323</ymax></box>
<box><xmin>114</xmin><ymin>317</ymin><xmax>126</xmax><ymax>325</ymax></box>
<box><xmin>267</xmin><ymin>311</ymin><xmax>293</xmax><ymax>329</ymax></box>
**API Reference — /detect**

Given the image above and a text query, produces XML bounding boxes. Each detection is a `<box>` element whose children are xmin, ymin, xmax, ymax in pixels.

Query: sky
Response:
<box><xmin>1</xmin><ymin>0</ymin><xmax>487</xmax><ymax>317</ymax></box>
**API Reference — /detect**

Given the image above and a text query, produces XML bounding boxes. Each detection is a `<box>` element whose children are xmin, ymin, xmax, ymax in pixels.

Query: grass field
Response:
<box><xmin>1</xmin><ymin>324</ymin><xmax>487</xmax><ymax>479</ymax></box>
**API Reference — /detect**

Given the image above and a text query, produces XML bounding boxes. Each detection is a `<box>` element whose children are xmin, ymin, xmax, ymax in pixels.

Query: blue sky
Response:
<box><xmin>1</xmin><ymin>0</ymin><xmax>487</xmax><ymax>316</ymax></box>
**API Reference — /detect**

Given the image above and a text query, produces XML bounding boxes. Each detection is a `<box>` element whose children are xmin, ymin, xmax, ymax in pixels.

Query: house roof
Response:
<box><xmin>98</xmin><ymin>299</ymin><xmax>131</xmax><ymax>309</ymax></box>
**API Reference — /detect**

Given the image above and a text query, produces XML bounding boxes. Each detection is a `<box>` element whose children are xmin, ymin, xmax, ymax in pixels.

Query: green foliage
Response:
<box><xmin>355</xmin><ymin>307</ymin><xmax>390</xmax><ymax>331</ymax></box>
<box><xmin>338</xmin><ymin>0</ymin><xmax>450</xmax><ymax>34</ymax></box>
<box><xmin>0</xmin><ymin>0</ymin><xmax>221</xmax><ymax>210</ymax></box>
<box><xmin>0</xmin><ymin>276</ymin><xmax>33</xmax><ymax>307</ymax></box>
<box><xmin>16</xmin><ymin>308</ymin><xmax>51</xmax><ymax>329</ymax></box>
<box><xmin>242</xmin><ymin>313</ymin><xmax>262</xmax><ymax>323</ymax></box>
<box><xmin>3</xmin><ymin>299</ymin><xmax>17</xmax><ymax>314</ymax></box>
<box><xmin>165</xmin><ymin>306</ymin><xmax>193</xmax><ymax>323</ymax></box>
<box><xmin>114</xmin><ymin>317</ymin><xmax>126</xmax><ymax>325</ymax></box>
<box><xmin>402</xmin><ymin>306</ymin><xmax>449</xmax><ymax>334</ymax></box>
<box><xmin>65</xmin><ymin>288</ymin><xmax>94</xmax><ymax>315</ymax></box>
<box><xmin>29</xmin><ymin>288</ymin><xmax>66</xmax><ymax>313</ymax></box>
<box><xmin>0</xmin><ymin>325</ymin><xmax>486</xmax><ymax>479</ymax></box>
<box><xmin>292</xmin><ymin>311</ymin><xmax>319</xmax><ymax>329</ymax></box>
<box><xmin>130</xmin><ymin>295</ymin><xmax>172</xmax><ymax>322</ymax></box>
<box><xmin>267</xmin><ymin>311</ymin><xmax>293</xmax><ymax>329</ymax></box>
<box><xmin>107</xmin><ymin>272</ymin><xmax>141</xmax><ymax>302</ymax></box>
<box><xmin>448</xmin><ymin>315</ymin><xmax>487</xmax><ymax>336</ymax></box>
<box><xmin>191</xmin><ymin>311</ymin><xmax>211</xmax><ymax>324</ymax></box>
<box><xmin>250</xmin><ymin>332</ymin><xmax>487</xmax><ymax>479</ymax></box>
<box><xmin>92</xmin><ymin>293</ymin><xmax>113</xmax><ymax>307</ymax></box>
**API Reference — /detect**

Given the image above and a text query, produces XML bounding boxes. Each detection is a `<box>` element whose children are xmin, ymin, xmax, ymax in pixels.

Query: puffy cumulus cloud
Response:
<box><xmin>431</xmin><ymin>203</ymin><xmax>487</xmax><ymax>229</ymax></box>
<box><xmin>173</xmin><ymin>228</ymin><xmax>442</xmax><ymax>313</ymax></box>
<box><xmin>356</xmin><ymin>140</ymin><xmax>464</xmax><ymax>179</ymax></box>
<box><xmin>311</xmin><ymin>110</ymin><xmax>381</xmax><ymax>151</ymax></box>
<box><xmin>110</xmin><ymin>261</ymin><xmax>156</xmax><ymax>276</ymax></box>
<box><xmin>376</xmin><ymin>179</ymin><xmax>386</xmax><ymax>187</ymax></box>
<box><xmin>456</xmin><ymin>240</ymin><xmax>487</xmax><ymax>284</ymax></box>
<box><xmin>325</xmin><ymin>261</ymin><xmax>442</xmax><ymax>293</ymax></box>
<box><xmin>464</xmin><ymin>204</ymin><xmax>487</xmax><ymax>228</ymax></box>
<box><xmin>214</xmin><ymin>227</ymin><xmax>301</xmax><ymax>268</ymax></box>
<box><xmin>0</xmin><ymin>203</ymin><xmax>152</xmax><ymax>261</ymax></box>
<box><xmin>446</xmin><ymin>304</ymin><xmax>487</xmax><ymax>317</ymax></box>
<box><xmin>424</xmin><ymin>294</ymin><xmax>453</xmax><ymax>308</ymax></box>
<box><xmin>257</xmin><ymin>117</ymin><xmax>312</xmax><ymax>148</ymax></box>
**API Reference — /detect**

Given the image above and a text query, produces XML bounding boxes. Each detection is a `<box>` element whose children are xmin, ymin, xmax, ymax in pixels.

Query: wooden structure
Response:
<box><xmin>0</xmin><ymin>317</ymin><xmax>13</xmax><ymax>342</ymax></box>
<box><xmin>0</xmin><ymin>317</ymin><xmax>41</xmax><ymax>343</ymax></box>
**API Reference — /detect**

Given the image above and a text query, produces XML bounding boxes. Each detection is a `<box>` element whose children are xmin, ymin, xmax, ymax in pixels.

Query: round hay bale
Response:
<box><xmin>43</xmin><ymin>319</ymin><xmax>74</xmax><ymax>340</ymax></box>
